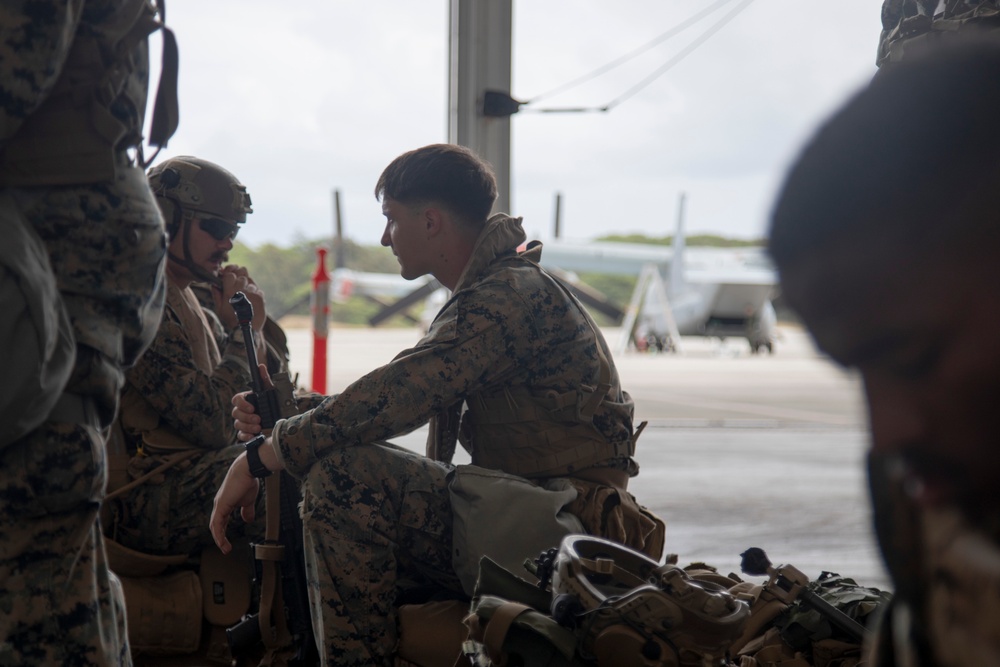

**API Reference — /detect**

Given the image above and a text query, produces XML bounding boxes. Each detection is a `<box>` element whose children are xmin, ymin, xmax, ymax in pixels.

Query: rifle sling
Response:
<box><xmin>105</xmin><ymin>449</ymin><xmax>199</xmax><ymax>502</ymax></box>
<box><xmin>256</xmin><ymin>472</ymin><xmax>292</xmax><ymax>649</ymax></box>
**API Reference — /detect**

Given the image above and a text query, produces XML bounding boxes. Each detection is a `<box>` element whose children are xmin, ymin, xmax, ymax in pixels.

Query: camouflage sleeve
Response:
<box><xmin>0</xmin><ymin>0</ymin><xmax>84</xmax><ymax>145</ymax></box>
<box><xmin>274</xmin><ymin>280</ymin><xmax>539</xmax><ymax>478</ymax></box>
<box><xmin>203</xmin><ymin>303</ymin><xmax>228</xmax><ymax>346</ymax></box>
<box><xmin>125</xmin><ymin>312</ymin><xmax>253</xmax><ymax>449</ymax></box>
<box><xmin>292</xmin><ymin>391</ymin><xmax>327</xmax><ymax>412</ymax></box>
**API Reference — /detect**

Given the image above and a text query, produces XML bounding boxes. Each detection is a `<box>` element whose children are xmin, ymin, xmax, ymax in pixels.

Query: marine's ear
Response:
<box><xmin>423</xmin><ymin>206</ymin><xmax>447</xmax><ymax>238</ymax></box>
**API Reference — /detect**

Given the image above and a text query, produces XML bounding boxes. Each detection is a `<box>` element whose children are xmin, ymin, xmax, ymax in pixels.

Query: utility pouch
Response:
<box><xmin>448</xmin><ymin>464</ymin><xmax>584</xmax><ymax>596</ymax></box>
<box><xmin>120</xmin><ymin>570</ymin><xmax>203</xmax><ymax>655</ymax></box>
<box><xmin>201</xmin><ymin>543</ymin><xmax>253</xmax><ymax>628</ymax></box>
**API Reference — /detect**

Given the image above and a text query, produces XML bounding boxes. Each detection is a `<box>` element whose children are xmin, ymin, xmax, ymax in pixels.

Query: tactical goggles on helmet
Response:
<box><xmin>198</xmin><ymin>216</ymin><xmax>239</xmax><ymax>242</ymax></box>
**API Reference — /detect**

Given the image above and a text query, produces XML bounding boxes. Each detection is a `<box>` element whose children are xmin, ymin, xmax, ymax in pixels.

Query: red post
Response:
<box><xmin>310</xmin><ymin>246</ymin><xmax>330</xmax><ymax>393</ymax></box>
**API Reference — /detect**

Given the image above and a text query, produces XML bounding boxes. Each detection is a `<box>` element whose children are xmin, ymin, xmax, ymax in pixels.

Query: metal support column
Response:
<box><xmin>448</xmin><ymin>0</ymin><xmax>513</xmax><ymax>215</ymax></box>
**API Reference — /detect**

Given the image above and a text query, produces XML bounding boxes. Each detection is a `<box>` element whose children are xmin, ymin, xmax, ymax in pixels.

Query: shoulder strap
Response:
<box><xmin>482</xmin><ymin>602</ymin><xmax>533</xmax><ymax>665</ymax></box>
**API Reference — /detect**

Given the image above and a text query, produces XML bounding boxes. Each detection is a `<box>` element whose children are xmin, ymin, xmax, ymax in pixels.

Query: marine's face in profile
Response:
<box><xmin>783</xmin><ymin>238</ymin><xmax>1000</xmax><ymax>525</ymax></box>
<box><xmin>380</xmin><ymin>198</ymin><xmax>432</xmax><ymax>281</ymax></box>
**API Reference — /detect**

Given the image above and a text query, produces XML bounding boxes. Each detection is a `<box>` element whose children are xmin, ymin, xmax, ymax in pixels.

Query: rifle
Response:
<box><xmin>226</xmin><ymin>291</ymin><xmax>318</xmax><ymax>665</ymax></box>
<box><xmin>739</xmin><ymin>547</ymin><xmax>870</xmax><ymax>644</ymax></box>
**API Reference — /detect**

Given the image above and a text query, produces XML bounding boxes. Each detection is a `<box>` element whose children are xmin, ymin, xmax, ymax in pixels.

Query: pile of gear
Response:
<box><xmin>455</xmin><ymin>535</ymin><xmax>890</xmax><ymax>667</ymax></box>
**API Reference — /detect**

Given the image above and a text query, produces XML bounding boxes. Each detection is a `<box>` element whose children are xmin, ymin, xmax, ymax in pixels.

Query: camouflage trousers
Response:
<box><xmin>300</xmin><ymin>442</ymin><xmax>463</xmax><ymax>667</ymax></box>
<box><xmin>0</xmin><ymin>167</ymin><xmax>167</xmax><ymax>665</ymax></box>
<box><xmin>113</xmin><ymin>444</ymin><xmax>267</xmax><ymax>556</ymax></box>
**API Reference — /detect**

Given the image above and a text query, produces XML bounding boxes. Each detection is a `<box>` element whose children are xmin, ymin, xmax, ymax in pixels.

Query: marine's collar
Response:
<box><xmin>453</xmin><ymin>213</ymin><xmax>536</xmax><ymax>291</ymax></box>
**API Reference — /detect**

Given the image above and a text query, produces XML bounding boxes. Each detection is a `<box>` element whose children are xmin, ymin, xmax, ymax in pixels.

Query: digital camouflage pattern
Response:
<box><xmin>1</xmin><ymin>427</ymin><xmax>132</xmax><ymax>667</ymax></box>
<box><xmin>275</xmin><ymin>215</ymin><xmax>660</xmax><ymax>665</ymax></box>
<box><xmin>111</xmin><ymin>279</ymin><xmax>321</xmax><ymax>557</ymax></box>
<box><xmin>301</xmin><ymin>443</ymin><xmax>460</xmax><ymax>666</ymax></box>
<box><xmin>111</xmin><ymin>282</ymin><xmax>263</xmax><ymax>556</ymax></box>
<box><xmin>0</xmin><ymin>1</ymin><xmax>168</xmax><ymax>663</ymax></box>
<box><xmin>878</xmin><ymin>0</ymin><xmax>1000</xmax><ymax>67</ymax></box>
<box><xmin>275</xmin><ymin>215</ymin><xmax>638</xmax><ymax>478</ymax></box>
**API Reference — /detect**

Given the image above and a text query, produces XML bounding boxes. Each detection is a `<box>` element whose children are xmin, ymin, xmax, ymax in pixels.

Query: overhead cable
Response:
<box><xmin>521</xmin><ymin>0</ymin><xmax>757</xmax><ymax>114</ymax></box>
<box><xmin>527</xmin><ymin>0</ymin><xmax>739</xmax><ymax>104</ymax></box>
<box><xmin>602</xmin><ymin>0</ymin><xmax>757</xmax><ymax>111</ymax></box>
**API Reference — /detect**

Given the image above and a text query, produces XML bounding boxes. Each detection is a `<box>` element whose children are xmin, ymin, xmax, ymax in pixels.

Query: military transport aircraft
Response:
<box><xmin>535</xmin><ymin>235</ymin><xmax>778</xmax><ymax>354</ymax></box>
<box><xmin>332</xmin><ymin>234</ymin><xmax>778</xmax><ymax>355</ymax></box>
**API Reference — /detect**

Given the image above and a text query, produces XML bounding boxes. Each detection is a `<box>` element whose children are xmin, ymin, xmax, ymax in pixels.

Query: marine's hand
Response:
<box><xmin>210</xmin><ymin>452</ymin><xmax>260</xmax><ymax>555</ymax></box>
<box><xmin>216</xmin><ymin>265</ymin><xmax>266</xmax><ymax>331</ymax></box>
<box><xmin>234</xmin><ymin>394</ymin><xmax>257</xmax><ymax>441</ymax></box>
<box><xmin>233</xmin><ymin>364</ymin><xmax>273</xmax><ymax>441</ymax></box>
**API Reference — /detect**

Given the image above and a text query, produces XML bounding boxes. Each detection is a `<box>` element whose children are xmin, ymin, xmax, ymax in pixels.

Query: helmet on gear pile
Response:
<box><xmin>148</xmin><ymin>156</ymin><xmax>253</xmax><ymax>233</ymax></box>
<box><xmin>551</xmin><ymin>535</ymin><xmax>749</xmax><ymax>667</ymax></box>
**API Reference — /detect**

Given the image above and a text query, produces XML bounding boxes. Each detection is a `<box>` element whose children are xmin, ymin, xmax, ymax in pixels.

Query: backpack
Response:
<box><xmin>461</xmin><ymin>535</ymin><xmax>751</xmax><ymax>667</ymax></box>
<box><xmin>459</xmin><ymin>539</ymin><xmax>892</xmax><ymax>667</ymax></box>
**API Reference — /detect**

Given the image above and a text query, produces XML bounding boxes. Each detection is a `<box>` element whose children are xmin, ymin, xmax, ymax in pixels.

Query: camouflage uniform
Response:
<box><xmin>273</xmin><ymin>214</ymin><xmax>663</xmax><ymax>666</ymax></box>
<box><xmin>110</xmin><ymin>281</ymin><xmax>264</xmax><ymax>556</ymax></box>
<box><xmin>878</xmin><ymin>0</ymin><xmax>1000</xmax><ymax>67</ymax></box>
<box><xmin>0</xmin><ymin>1</ymin><xmax>172</xmax><ymax>664</ymax></box>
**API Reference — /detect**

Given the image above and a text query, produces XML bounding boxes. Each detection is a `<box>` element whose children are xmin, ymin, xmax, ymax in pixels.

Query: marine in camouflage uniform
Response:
<box><xmin>0</xmin><ymin>0</ymin><xmax>176</xmax><ymax>664</ymax></box>
<box><xmin>769</xmin><ymin>40</ymin><xmax>1000</xmax><ymax>667</ymax></box>
<box><xmin>211</xmin><ymin>144</ymin><xmax>665</xmax><ymax>666</ymax></box>
<box><xmin>109</xmin><ymin>156</ymin><xmax>276</xmax><ymax>557</ymax></box>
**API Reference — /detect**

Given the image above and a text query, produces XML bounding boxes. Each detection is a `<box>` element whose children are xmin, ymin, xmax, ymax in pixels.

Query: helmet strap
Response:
<box><xmin>167</xmin><ymin>213</ymin><xmax>222</xmax><ymax>286</ymax></box>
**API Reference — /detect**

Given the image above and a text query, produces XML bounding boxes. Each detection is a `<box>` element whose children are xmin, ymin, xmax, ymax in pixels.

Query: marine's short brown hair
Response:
<box><xmin>374</xmin><ymin>143</ymin><xmax>498</xmax><ymax>226</ymax></box>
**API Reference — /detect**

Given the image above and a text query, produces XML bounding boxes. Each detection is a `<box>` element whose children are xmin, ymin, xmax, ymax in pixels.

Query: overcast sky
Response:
<box><xmin>151</xmin><ymin>0</ymin><xmax>883</xmax><ymax>249</ymax></box>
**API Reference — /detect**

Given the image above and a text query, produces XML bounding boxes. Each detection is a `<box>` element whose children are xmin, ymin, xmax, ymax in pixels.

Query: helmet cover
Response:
<box><xmin>148</xmin><ymin>156</ymin><xmax>252</xmax><ymax>223</ymax></box>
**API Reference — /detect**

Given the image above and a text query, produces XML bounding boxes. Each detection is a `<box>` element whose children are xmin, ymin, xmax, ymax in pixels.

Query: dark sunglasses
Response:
<box><xmin>198</xmin><ymin>217</ymin><xmax>239</xmax><ymax>241</ymax></box>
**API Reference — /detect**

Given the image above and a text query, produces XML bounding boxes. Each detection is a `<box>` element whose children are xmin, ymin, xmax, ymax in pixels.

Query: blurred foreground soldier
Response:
<box><xmin>211</xmin><ymin>143</ymin><xmax>665</xmax><ymax>666</ymax></box>
<box><xmin>0</xmin><ymin>1</ymin><xmax>177</xmax><ymax>664</ymax></box>
<box><xmin>878</xmin><ymin>0</ymin><xmax>1000</xmax><ymax>68</ymax></box>
<box><xmin>769</xmin><ymin>39</ymin><xmax>1000</xmax><ymax>666</ymax></box>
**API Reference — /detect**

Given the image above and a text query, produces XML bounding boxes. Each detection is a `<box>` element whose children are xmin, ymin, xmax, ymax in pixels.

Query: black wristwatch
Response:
<box><xmin>245</xmin><ymin>434</ymin><xmax>273</xmax><ymax>478</ymax></box>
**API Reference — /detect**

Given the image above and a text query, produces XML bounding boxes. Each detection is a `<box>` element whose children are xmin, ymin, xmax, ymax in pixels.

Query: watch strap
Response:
<box><xmin>245</xmin><ymin>434</ymin><xmax>273</xmax><ymax>478</ymax></box>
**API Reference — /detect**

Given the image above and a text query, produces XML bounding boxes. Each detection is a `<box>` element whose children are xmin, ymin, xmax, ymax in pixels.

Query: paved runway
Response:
<box><xmin>281</xmin><ymin>322</ymin><xmax>890</xmax><ymax>590</ymax></box>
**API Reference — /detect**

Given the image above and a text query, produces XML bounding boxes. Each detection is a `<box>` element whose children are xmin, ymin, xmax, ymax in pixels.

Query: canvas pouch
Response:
<box><xmin>448</xmin><ymin>464</ymin><xmax>585</xmax><ymax>595</ymax></box>
<box><xmin>120</xmin><ymin>570</ymin><xmax>202</xmax><ymax>655</ymax></box>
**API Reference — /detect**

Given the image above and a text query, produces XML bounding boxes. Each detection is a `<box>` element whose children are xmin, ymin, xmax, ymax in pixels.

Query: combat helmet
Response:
<box><xmin>148</xmin><ymin>156</ymin><xmax>253</xmax><ymax>282</ymax></box>
<box><xmin>550</xmin><ymin>535</ymin><xmax>749</xmax><ymax>667</ymax></box>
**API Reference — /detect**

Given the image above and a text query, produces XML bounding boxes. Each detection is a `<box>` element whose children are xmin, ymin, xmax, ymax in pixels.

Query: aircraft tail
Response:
<box><xmin>669</xmin><ymin>192</ymin><xmax>686</xmax><ymax>296</ymax></box>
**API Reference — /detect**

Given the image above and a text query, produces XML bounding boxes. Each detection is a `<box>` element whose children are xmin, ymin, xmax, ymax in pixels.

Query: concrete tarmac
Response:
<box><xmin>281</xmin><ymin>322</ymin><xmax>890</xmax><ymax>590</ymax></box>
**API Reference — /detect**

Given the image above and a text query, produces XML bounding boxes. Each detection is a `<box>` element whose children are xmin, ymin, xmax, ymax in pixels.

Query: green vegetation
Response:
<box><xmin>231</xmin><ymin>233</ymin><xmax>757</xmax><ymax>326</ymax></box>
<box><xmin>597</xmin><ymin>233</ymin><xmax>765</xmax><ymax>248</ymax></box>
<box><xmin>230</xmin><ymin>237</ymin><xmax>405</xmax><ymax>324</ymax></box>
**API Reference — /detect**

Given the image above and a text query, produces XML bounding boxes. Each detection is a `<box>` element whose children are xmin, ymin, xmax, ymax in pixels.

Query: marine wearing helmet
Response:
<box><xmin>149</xmin><ymin>156</ymin><xmax>254</xmax><ymax>284</ymax></box>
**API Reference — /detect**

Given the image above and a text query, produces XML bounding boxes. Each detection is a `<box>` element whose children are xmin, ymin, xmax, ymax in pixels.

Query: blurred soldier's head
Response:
<box><xmin>768</xmin><ymin>37</ymin><xmax>1000</xmax><ymax>661</ymax></box>
<box><xmin>148</xmin><ymin>156</ymin><xmax>253</xmax><ymax>284</ymax></box>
